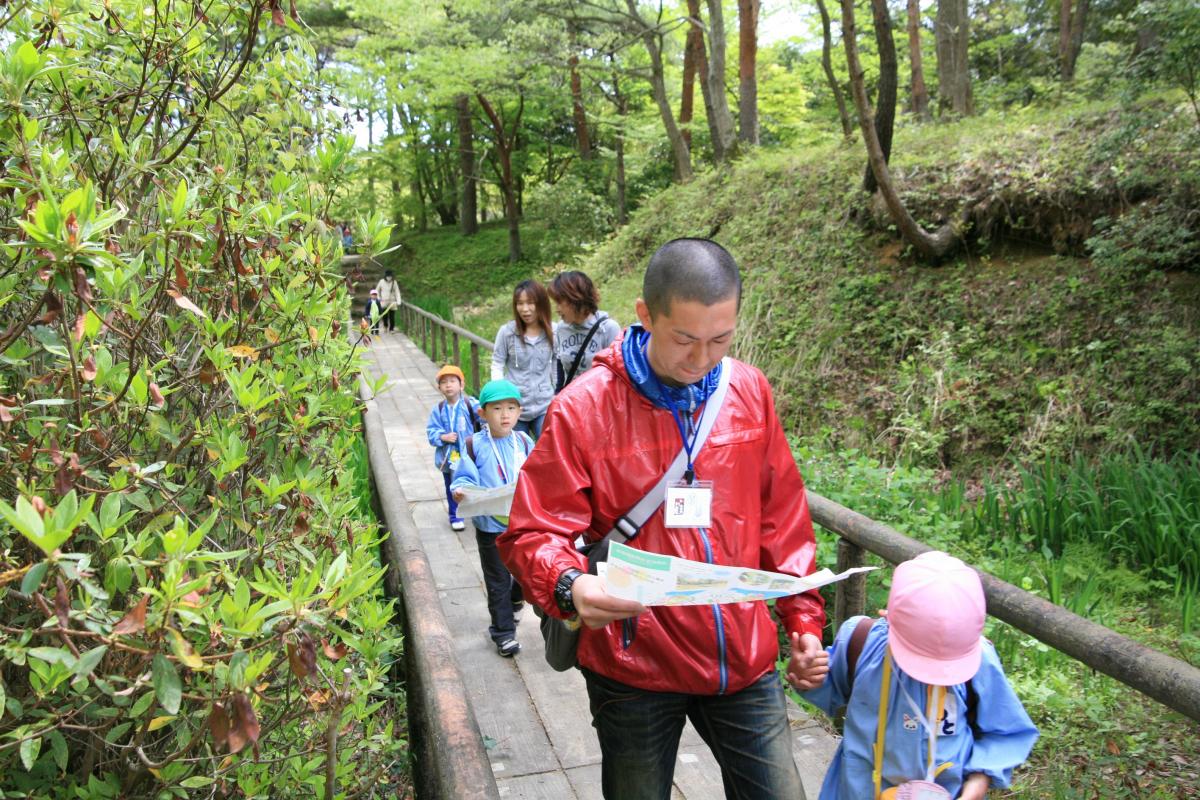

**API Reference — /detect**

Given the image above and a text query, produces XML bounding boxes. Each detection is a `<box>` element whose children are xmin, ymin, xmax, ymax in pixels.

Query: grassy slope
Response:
<box><xmin>393</xmin><ymin>99</ymin><xmax>1200</xmax><ymax>798</ymax></box>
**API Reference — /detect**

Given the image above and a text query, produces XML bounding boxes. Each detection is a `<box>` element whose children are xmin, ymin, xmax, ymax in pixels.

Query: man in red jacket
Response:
<box><xmin>498</xmin><ymin>238</ymin><xmax>827</xmax><ymax>800</ymax></box>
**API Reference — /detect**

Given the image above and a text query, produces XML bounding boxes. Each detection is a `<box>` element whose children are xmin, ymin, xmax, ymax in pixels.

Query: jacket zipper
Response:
<box><xmin>698</xmin><ymin>528</ymin><xmax>728</xmax><ymax>695</ymax></box>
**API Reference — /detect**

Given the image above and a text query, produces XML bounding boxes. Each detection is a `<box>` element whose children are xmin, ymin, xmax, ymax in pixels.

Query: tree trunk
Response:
<box><xmin>863</xmin><ymin>0</ymin><xmax>898</xmax><ymax>193</ymax></box>
<box><xmin>1058</xmin><ymin>0</ymin><xmax>1074</xmax><ymax>79</ymax></box>
<box><xmin>935</xmin><ymin>0</ymin><xmax>973</xmax><ymax>116</ymax></box>
<box><xmin>816</xmin><ymin>0</ymin><xmax>854</xmax><ymax>140</ymax></box>
<box><xmin>569</xmin><ymin>54</ymin><xmax>593</xmax><ymax>159</ymax></box>
<box><xmin>842</xmin><ymin>0</ymin><xmax>959</xmax><ymax>262</ymax></box>
<box><xmin>737</xmin><ymin>0</ymin><xmax>759</xmax><ymax>145</ymax></box>
<box><xmin>704</xmin><ymin>0</ymin><xmax>738</xmax><ymax>161</ymax></box>
<box><xmin>455</xmin><ymin>94</ymin><xmax>478</xmax><ymax>235</ymax></box>
<box><xmin>1066</xmin><ymin>0</ymin><xmax>1089</xmax><ymax>81</ymax></box>
<box><xmin>386</xmin><ymin>103</ymin><xmax>403</xmax><ymax>227</ymax></box>
<box><xmin>628</xmin><ymin>0</ymin><xmax>692</xmax><ymax>182</ymax></box>
<box><xmin>614</xmin><ymin>72</ymin><xmax>629</xmax><ymax>226</ymax></box>
<box><xmin>687</xmin><ymin>0</ymin><xmax>723</xmax><ymax>159</ymax></box>
<box><xmin>906</xmin><ymin>0</ymin><xmax>931</xmax><ymax>120</ymax></box>
<box><xmin>476</xmin><ymin>93</ymin><xmax>523</xmax><ymax>262</ymax></box>
<box><xmin>366</xmin><ymin>103</ymin><xmax>376</xmax><ymax>212</ymax></box>
<box><xmin>680</xmin><ymin>11</ymin><xmax>702</xmax><ymax>150</ymax></box>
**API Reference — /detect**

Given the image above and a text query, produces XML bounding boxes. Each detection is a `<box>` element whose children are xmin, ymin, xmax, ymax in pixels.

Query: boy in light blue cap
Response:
<box><xmin>451</xmin><ymin>379</ymin><xmax>535</xmax><ymax>656</ymax></box>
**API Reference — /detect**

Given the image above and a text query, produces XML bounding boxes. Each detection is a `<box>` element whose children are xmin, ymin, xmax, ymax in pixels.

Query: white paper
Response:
<box><xmin>455</xmin><ymin>483</ymin><xmax>516</xmax><ymax>517</ymax></box>
<box><xmin>602</xmin><ymin>541</ymin><xmax>876</xmax><ymax>606</ymax></box>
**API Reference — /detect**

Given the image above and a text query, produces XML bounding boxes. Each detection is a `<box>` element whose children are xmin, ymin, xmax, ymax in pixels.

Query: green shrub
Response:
<box><xmin>0</xmin><ymin>5</ymin><xmax>403</xmax><ymax>797</ymax></box>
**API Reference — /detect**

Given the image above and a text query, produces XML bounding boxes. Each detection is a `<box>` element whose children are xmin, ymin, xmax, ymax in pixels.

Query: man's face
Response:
<box><xmin>481</xmin><ymin>399</ymin><xmax>521</xmax><ymax>437</ymax></box>
<box><xmin>437</xmin><ymin>376</ymin><xmax>462</xmax><ymax>402</ymax></box>
<box><xmin>636</xmin><ymin>296</ymin><xmax>738</xmax><ymax>387</ymax></box>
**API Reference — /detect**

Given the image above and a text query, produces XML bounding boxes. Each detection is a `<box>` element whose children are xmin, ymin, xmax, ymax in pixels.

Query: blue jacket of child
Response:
<box><xmin>803</xmin><ymin>616</ymin><xmax>1039</xmax><ymax>800</ymax></box>
<box><xmin>449</xmin><ymin>427</ymin><xmax>534</xmax><ymax>533</ymax></box>
<box><xmin>426</xmin><ymin>396</ymin><xmax>481</xmax><ymax>471</ymax></box>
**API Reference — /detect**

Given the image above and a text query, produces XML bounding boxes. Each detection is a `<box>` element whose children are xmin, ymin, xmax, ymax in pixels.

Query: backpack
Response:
<box><xmin>844</xmin><ymin>617</ymin><xmax>979</xmax><ymax>734</ymax></box>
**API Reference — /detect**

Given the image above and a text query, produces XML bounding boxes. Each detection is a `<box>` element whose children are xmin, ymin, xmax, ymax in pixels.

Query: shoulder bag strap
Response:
<box><xmin>563</xmin><ymin>316</ymin><xmax>607</xmax><ymax>387</ymax></box>
<box><xmin>846</xmin><ymin>616</ymin><xmax>877</xmax><ymax>690</ymax></box>
<box><xmin>604</xmin><ymin>357</ymin><xmax>733</xmax><ymax>544</ymax></box>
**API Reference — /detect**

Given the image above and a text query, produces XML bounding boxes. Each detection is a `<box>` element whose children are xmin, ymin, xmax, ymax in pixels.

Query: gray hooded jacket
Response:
<box><xmin>491</xmin><ymin>321</ymin><xmax>554</xmax><ymax>420</ymax></box>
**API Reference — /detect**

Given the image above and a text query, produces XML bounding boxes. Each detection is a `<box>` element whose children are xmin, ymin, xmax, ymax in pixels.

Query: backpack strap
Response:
<box><xmin>846</xmin><ymin>616</ymin><xmax>877</xmax><ymax>690</ymax></box>
<box><xmin>465</xmin><ymin>433</ymin><xmax>475</xmax><ymax>463</ymax></box>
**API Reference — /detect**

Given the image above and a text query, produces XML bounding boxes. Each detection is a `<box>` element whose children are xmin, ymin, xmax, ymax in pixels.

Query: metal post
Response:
<box><xmin>834</xmin><ymin>539</ymin><xmax>867</xmax><ymax>632</ymax></box>
<box><xmin>470</xmin><ymin>343</ymin><xmax>481</xmax><ymax>397</ymax></box>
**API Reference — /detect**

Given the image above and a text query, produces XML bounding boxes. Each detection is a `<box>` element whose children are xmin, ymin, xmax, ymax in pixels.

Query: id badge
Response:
<box><xmin>664</xmin><ymin>480</ymin><xmax>713</xmax><ymax>528</ymax></box>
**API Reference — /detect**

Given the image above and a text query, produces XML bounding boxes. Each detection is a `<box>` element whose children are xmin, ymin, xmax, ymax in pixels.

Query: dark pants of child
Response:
<box><xmin>475</xmin><ymin>530</ymin><xmax>524</xmax><ymax>644</ymax></box>
<box><xmin>441</xmin><ymin>470</ymin><xmax>461</xmax><ymax>524</ymax></box>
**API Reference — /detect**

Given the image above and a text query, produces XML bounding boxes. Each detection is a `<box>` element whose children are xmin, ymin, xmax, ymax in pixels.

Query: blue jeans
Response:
<box><xmin>442</xmin><ymin>470</ymin><xmax>460</xmax><ymax>522</ymax></box>
<box><xmin>514</xmin><ymin>413</ymin><xmax>545</xmax><ymax>440</ymax></box>
<box><xmin>582</xmin><ymin>669</ymin><xmax>805</xmax><ymax>800</ymax></box>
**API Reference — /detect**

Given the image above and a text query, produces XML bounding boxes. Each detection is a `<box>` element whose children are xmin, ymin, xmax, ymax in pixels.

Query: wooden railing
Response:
<box><xmin>393</xmin><ymin>301</ymin><xmax>1200</xmax><ymax>725</ymax></box>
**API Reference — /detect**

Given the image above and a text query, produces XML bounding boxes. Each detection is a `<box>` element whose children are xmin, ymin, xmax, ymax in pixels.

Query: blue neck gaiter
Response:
<box><xmin>621</xmin><ymin>324</ymin><xmax>722</xmax><ymax>413</ymax></box>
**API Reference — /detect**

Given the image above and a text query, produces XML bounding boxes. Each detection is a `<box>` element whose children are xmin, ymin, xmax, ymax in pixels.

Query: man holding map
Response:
<box><xmin>498</xmin><ymin>238</ymin><xmax>828</xmax><ymax>800</ymax></box>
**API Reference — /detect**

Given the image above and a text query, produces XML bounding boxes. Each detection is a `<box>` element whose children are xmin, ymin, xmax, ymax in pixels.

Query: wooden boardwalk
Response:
<box><xmin>362</xmin><ymin>330</ymin><xmax>839</xmax><ymax>799</ymax></box>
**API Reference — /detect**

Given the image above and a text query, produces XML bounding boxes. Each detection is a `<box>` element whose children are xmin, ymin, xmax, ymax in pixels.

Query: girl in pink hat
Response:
<box><xmin>792</xmin><ymin>551</ymin><xmax>1038</xmax><ymax>800</ymax></box>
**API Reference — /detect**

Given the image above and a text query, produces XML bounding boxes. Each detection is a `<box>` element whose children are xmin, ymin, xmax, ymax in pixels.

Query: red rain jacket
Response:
<box><xmin>497</xmin><ymin>343</ymin><xmax>825</xmax><ymax>696</ymax></box>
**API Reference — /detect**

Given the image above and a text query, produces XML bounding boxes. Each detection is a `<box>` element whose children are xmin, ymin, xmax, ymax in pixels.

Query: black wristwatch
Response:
<box><xmin>554</xmin><ymin>568</ymin><xmax>585</xmax><ymax>615</ymax></box>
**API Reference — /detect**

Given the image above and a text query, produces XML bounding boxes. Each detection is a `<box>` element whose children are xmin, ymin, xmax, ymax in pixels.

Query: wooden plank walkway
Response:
<box><xmin>362</xmin><ymin>330</ymin><xmax>839</xmax><ymax>799</ymax></box>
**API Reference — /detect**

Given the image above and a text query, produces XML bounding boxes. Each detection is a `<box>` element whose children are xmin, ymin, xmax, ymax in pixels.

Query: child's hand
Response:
<box><xmin>452</xmin><ymin>490</ymin><xmax>465</xmax><ymax>501</ymax></box>
<box><xmin>959</xmin><ymin>773</ymin><xmax>989</xmax><ymax>800</ymax></box>
<box><xmin>785</xmin><ymin>632</ymin><xmax>829</xmax><ymax>691</ymax></box>
<box><xmin>441</xmin><ymin>432</ymin><xmax>458</xmax><ymax>443</ymax></box>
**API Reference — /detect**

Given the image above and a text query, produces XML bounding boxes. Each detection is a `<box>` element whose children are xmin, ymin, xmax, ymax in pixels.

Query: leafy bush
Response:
<box><xmin>0</xmin><ymin>4</ymin><xmax>403</xmax><ymax>797</ymax></box>
<box><xmin>526</xmin><ymin>174</ymin><xmax>615</xmax><ymax>266</ymax></box>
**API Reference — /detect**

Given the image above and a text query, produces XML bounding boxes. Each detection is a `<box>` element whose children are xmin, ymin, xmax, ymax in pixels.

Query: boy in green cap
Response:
<box><xmin>451</xmin><ymin>380</ymin><xmax>535</xmax><ymax>656</ymax></box>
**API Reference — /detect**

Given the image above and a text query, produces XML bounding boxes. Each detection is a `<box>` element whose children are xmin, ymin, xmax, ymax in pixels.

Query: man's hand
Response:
<box><xmin>959</xmin><ymin>773</ymin><xmax>989</xmax><ymax>800</ymax></box>
<box><xmin>785</xmin><ymin>632</ymin><xmax>829</xmax><ymax>691</ymax></box>
<box><xmin>441</xmin><ymin>432</ymin><xmax>458</xmax><ymax>443</ymax></box>
<box><xmin>570</xmin><ymin>574</ymin><xmax>645</xmax><ymax>629</ymax></box>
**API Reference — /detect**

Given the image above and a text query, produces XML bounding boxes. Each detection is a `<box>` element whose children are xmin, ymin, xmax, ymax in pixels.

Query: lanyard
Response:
<box><xmin>486</xmin><ymin>434</ymin><xmax>525</xmax><ymax>485</ymax></box>
<box><xmin>643</xmin><ymin>341</ymin><xmax>709</xmax><ymax>484</ymax></box>
<box><xmin>445</xmin><ymin>400</ymin><xmax>465</xmax><ymax>434</ymax></box>
<box><xmin>872</xmin><ymin>648</ymin><xmax>948</xmax><ymax>798</ymax></box>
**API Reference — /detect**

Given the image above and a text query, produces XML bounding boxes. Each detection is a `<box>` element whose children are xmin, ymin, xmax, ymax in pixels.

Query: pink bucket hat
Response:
<box><xmin>887</xmin><ymin>551</ymin><xmax>985</xmax><ymax>686</ymax></box>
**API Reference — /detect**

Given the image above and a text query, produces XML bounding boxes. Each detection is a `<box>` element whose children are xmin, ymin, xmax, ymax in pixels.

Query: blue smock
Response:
<box><xmin>803</xmin><ymin>616</ymin><xmax>1039</xmax><ymax>799</ymax></box>
<box><xmin>425</xmin><ymin>396</ymin><xmax>481</xmax><ymax>471</ymax></box>
<box><xmin>449</xmin><ymin>428</ymin><xmax>534</xmax><ymax>533</ymax></box>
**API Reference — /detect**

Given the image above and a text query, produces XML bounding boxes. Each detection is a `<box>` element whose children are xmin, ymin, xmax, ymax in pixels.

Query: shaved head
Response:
<box><xmin>643</xmin><ymin>238</ymin><xmax>741</xmax><ymax>318</ymax></box>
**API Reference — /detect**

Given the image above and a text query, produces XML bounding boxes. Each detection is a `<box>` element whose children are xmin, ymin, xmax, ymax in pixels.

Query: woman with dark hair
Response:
<box><xmin>492</xmin><ymin>280</ymin><xmax>555</xmax><ymax>438</ymax></box>
<box><xmin>548</xmin><ymin>271</ymin><xmax>620</xmax><ymax>391</ymax></box>
<box><xmin>374</xmin><ymin>269</ymin><xmax>401</xmax><ymax>333</ymax></box>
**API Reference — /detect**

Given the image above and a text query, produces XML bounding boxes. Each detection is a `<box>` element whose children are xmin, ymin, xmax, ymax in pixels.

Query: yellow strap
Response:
<box><xmin>873</xmin><ymin>647</ymin><xmax>893</xmax><ymax>800</ymax></box>
<box><xmin>925</xmin><ymin>685</ymin><xmax>946</xmax><ymax>776</ymax></box>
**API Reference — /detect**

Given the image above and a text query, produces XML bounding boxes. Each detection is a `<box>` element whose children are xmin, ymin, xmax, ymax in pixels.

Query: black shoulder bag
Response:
<box><xmin>555</xmin><ymin>315</ymin><xmax>606</xmax><ymax>393</ymax></box>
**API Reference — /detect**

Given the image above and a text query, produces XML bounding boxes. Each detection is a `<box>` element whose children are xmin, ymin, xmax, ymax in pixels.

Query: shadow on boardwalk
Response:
<box><xmin>363</xmin><ymin>331</ymin><xmax>838</xmax><ymax>799</ymax></box>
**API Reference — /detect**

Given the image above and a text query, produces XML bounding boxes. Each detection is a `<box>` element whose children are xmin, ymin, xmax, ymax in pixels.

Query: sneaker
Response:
<box><xmin>497</xmin><ymin>638</ymin><xmax>520</xmax><ymax>657</ymax></box>
<box><xmin>512</xmin><ymin>600</ymin><xmax>526</xmax><ymax>622</ymax></box>
<box><xmin>450</xmin><ymin>519</ymin><xmax>465</xmax><ymax>531</ymax></box>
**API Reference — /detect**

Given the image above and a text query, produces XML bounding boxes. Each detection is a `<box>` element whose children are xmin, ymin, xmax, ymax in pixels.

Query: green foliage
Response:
<box><xmin>525</xmin><ymin>175</ymin><xmax>615</xmax><ymax>266</ymax></box>
<box><xmin>0</xmin><ymin>4</ymin><xmax>404</xmax><ymax>796</ymax></box>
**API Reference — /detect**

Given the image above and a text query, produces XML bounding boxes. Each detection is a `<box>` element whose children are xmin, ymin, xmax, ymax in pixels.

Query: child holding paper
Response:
<box><xmin>451</xmin><ymin>380</ymin><xmax>534</xmax><ymax>657</ymax></box>
<box><xmin>793</xmin><ymin>551</ymin><xmax>1038</xmax><ymax>800</ymax></box>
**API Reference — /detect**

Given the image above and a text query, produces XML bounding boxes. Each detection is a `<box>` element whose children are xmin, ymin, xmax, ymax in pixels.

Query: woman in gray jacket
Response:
<box><xmin>492</xmin><ymin>280</ymin><xmax>555</xmax><ymax>438</ymax></box>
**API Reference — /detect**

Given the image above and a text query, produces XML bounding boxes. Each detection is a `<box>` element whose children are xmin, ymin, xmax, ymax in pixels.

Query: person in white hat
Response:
<box><xmin>795</xmin><ymin>551</ymin><xmax>1039</xmax><ymax>800</ymax></box>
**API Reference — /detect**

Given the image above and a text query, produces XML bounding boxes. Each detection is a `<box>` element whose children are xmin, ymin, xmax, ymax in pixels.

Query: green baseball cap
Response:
<box><xmin>478</xmin><ymin>379</ymin><xmax>523</xmax><ymax>407</ymax></box>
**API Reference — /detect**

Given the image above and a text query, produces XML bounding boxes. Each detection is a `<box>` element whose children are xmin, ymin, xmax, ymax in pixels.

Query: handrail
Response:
<box><xmin>811</xmin><ymin>491</ymin><xmax>1200</xmax><ymax>724</ymax></box>
<box><xmin>391</xmin><ymin>297</ymin><xmax>1200</xmax><ymax>724</ymax></box>
<box><xmin>398</xmin><ymin>301</ymin><xmax>494</xmax><ymax>396</ymax></box>
<box><xmin>360</xmin><ymin>380</ymin><xmax>502</xmax><ymax>800</ymax></box>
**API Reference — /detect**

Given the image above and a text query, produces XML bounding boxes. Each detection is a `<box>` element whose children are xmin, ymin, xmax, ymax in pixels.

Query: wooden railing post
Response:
<box><xmin>470</xmin><ymin>343</ymin><xmax>481</xmax><ymax>396</ymax></box>
<box><xmin>452</xmin><ymin>332</ymin><xmax>460</xmax><ymax>366</ymax></box>
<box><xmin>834</xmin><ymin>539</ymin><xmax>867</xmax><ymax>632</ymax></box>
<box><xmin>421</xmin><ymin>316</ymin><xmax>428</xmax><ymax>355</ymax></box>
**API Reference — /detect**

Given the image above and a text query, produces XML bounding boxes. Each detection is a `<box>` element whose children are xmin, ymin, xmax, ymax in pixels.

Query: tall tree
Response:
<box><xmin>704</xmin><ymin>0</ymin><xmax>739</xmax><ymax>161</ymax></box>
<box><xmin>477</xmin><ymin>93</ymin><xmax>526</xmax><ymax>261</ymax></box>
<box><xmin>816</xmin><ymin>0</ymin><xmax>854</xmax><ymax>139</ymax></box>
<box><xmin>624</xmin><ymin>0</ymin><xmax>693</xmax><ymax>181</ymax></box>
<box><xmin>1058</xmin><ymin>0</ymin><xmax>1090</xmax><ymax>81</ymax></box>
<box><xmin>569</xmin><ymin>52</ymin><xmax>594</xmax><ymax>158</ymax></box>
<box><xmin>680</xmin><ymin>8</ymin><xmax>703</xmax><ymax>149</ymax></box>
<box><xmin>863</xmin><ymin>0</ymin><xmax>899</xmax><ymax>193</ymax></box>
<box><xmin>842</xmin><ymin>0</ymin><xmax>960</xmax><ymax>261</ymax></box>
<box><xmin>456</xmin><ymin>94</ymin><xmax>479</xmax><ymax>234</ymax></box>
<box><xmin>906</xmin><ymin>0</ymin><xmax>931</xmax><ymax>120</ymax></box>
<box><xmin>737</xmin><ymin>0</ymin><xmax>760</xmax><ymax>145</ymax></box>
<box><xmin>935</xmin><ymin>0</ymin><xmax>973</xmax><ymax>115</ymax></box>
<box><xmin>686</xmin><ymin>0</ymin><xmax>724</xmax><ymax>159</ymax></box>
